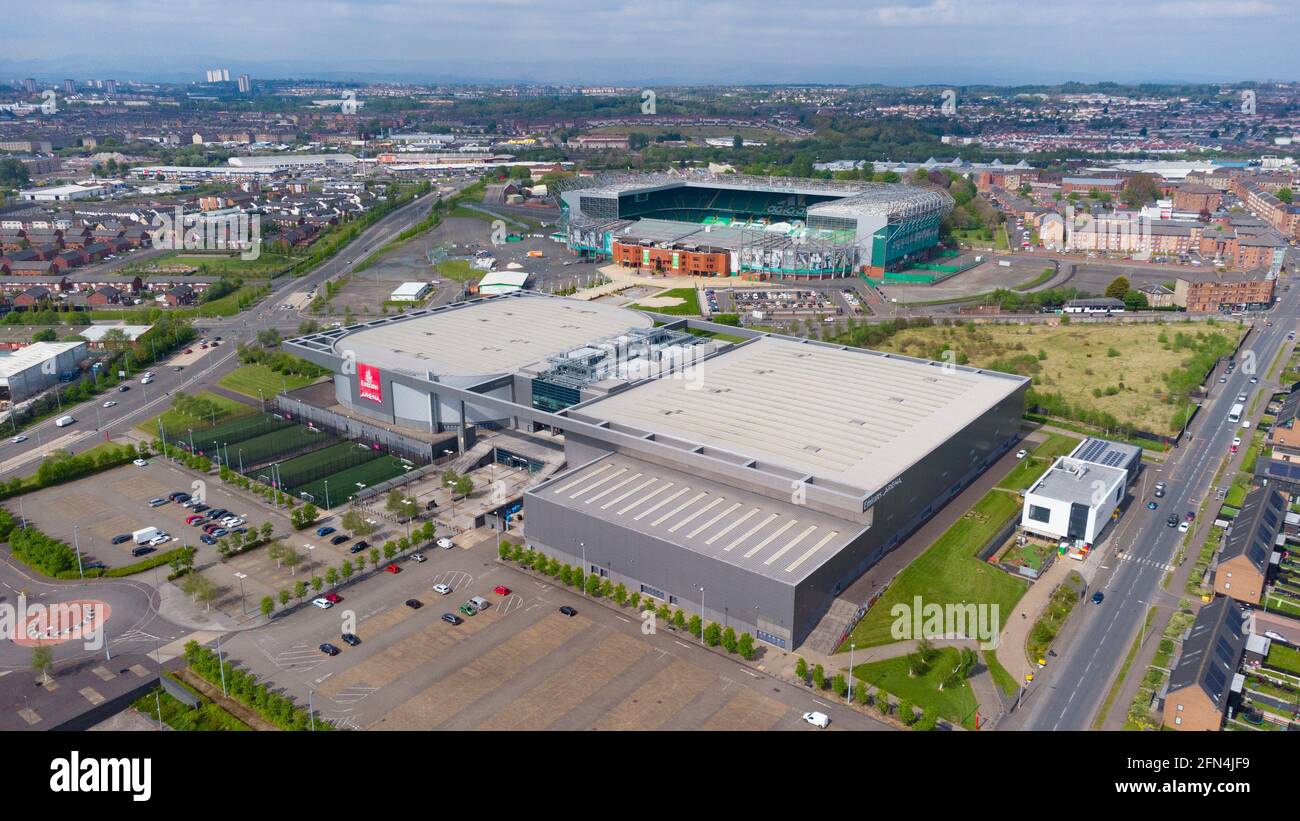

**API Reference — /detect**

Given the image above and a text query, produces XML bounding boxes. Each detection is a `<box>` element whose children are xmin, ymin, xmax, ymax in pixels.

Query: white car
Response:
<box><xmin>132</xmin><ymin>458</ymin><xmax>148</xmax><ymax>467</ymax></box>
<box><xmin>1251</xmin><ymin>377</ymin><xmax>1259</xmax><ymax>384</ymax></box>
<box><xmin>1265</xmin><ymin>631</ymin><xmax>1290</xmax><ymax>644</ymax></box>
<box><xmin>436</xmin><ymin>537</ymin><xmax>455</xmax><ymax>550</ymax></box>
<box><xmin>102</xmin><ymin>400</ymin><xmax>117</xmax><ymax>408</ymax></box>
<box><xmin>1016</xmin><ymin>449</ymin><xmax>1028</xmax><ymax>459</ymax></box>
<box><xmin>410</xmin><ymin>553</ymin><xmax>426</xmax><ymax>563</ymax></box>
<box><xmin>1178</xmin><ymin>521</ymin><xmax>1190</xmax><ymax>533</ymax></box>
<box><xmin>148</xmin><ymin>534</ymin><xmax>170</xmax><ymax>546</ymax></box>
<box><xmin>311</xmin><ymin>598</ymin><xmax>333</xmax><ymax>609</ymax></box>
<box><xmin>432</xmin><ymin>583</ymin><xmax>452</xmax><ymax>595</ymax></box>
<box><xmin>11</xmin><ymin>435</ymin><xmax>27</xmax><ymax>444</ymax></box>
<box><xmin>802</xmin><ymin>711</ymin><xmax>830</xmax><ymax>729</ymax></box>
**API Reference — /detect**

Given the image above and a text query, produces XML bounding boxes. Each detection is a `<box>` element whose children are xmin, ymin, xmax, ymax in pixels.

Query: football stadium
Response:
<box><xmin>558</xmin><ymin>172</ymin><xmax>954</xmax><ymax>278</ymax></box>
<box><xmin>286</xmin><ymin>291</ymin><xmax>1027</xmax><ymax>649</ymax></box>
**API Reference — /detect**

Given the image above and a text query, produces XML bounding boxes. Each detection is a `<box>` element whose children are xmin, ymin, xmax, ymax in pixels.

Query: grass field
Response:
<box><xmin>983</xmin><ymin>649</ymin><xmax>1019</xmax><ymax>696</ymax></box>
<box><xmin>853</xmin><ymin>647</ymin><xmax>981</xmax><ymax>728</ymax></box>
<box><xmin>136</xmin><ymin>251</ymin><xmax>297</xmax><ymax>278</ymax></box>
<box><xmin>875</xmin><ymin>322</ymin><xmax>1244</xmax><ymax>436</ymax></box>
<box><xmin>266</xmin><ymin>441</ymin><xmax>379</xmax><ymax>489</ymax></box>
<box><xmin>141</xmin><ymin>391</ymin><xmax>256</xmax><ymax>439</ymax></box>
<box><xmin>436</xmin><ymin>258</ymin><xmax>481</xmax><ymax>283</ymax></box>
<box><xmin>1266</xmin><ymin>642</ymin><xmax>1300</xmax><ymax>677</ymax></box>
<box><xmin>996</xmin><ymin>433</ymin><xmax>1082</xmax><ymax>491</ymax></box>
<box><xmin>292</xmin><ymin>454</ymin><xmax>413</xmax><ymax>507</ymax></box>
<box><xmin>839</xmin><ymin>488</ymin><xmax>1029</xmax><ymax>650</ymax></box>
<box><xmin>218</xmin><ymin>364</ymin><xmax>318</xmax><ymax>399</ymax></box>
<box><xmin>633</xmin><ymin>287</ymin><xmax>701</xmax><ymax>316</ymax></box>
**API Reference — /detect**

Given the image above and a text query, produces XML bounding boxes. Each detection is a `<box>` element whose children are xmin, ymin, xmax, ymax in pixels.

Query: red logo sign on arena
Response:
<box><xmin>357</xmin><ymin>363</ymin><xmax>383</xmax><ymax>403</ymax></box>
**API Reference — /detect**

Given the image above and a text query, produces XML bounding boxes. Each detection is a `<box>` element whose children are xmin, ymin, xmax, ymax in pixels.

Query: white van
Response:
<box><xmin>132</xmin><ymin>526</ymin><xmax>161</xmax><ymax>544</ymax></box>
<box><xmin>55</xmin><ymin>415</ymin><xmax>75</xmax><ymax>427</ymax></box>
<box><xmin>802</xmin><ymin>711</ymin><xmax>830</xmax><ymax>729</ymax></box>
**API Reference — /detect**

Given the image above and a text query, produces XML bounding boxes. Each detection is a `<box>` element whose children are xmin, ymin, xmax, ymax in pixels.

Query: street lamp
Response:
<box><xmin>233</xmin><ymin>571</ymin><xmax>248</xmax><ymax>616</ymax></box>
<box><xmin>579</xmin><ymin>541</ymin><xmax>586</xmax><ymax>595</ymax></box>
<box><xmin>699</xmin><ymin>586</ymin><xmax>705</xmax><ymax>646</ymax></box>
<box><xmin>324</xmin><ymin>479</ymin><xmax>330</xmax><ymax>510</ymax></box>
<box><xmin>848</xmin><ymin>643</ymin><xmax>855</xmax><ymax>704</ymax></box>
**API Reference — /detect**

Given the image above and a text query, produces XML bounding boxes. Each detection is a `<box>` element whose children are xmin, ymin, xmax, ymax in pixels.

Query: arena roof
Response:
<box><xmin>331</xmin><ymin>294</ymin><xmax>651</xmax><ymax>379</ymax></box>
<box><xmin>572</xmin><ymin>335</ymin><xmax>1026</xmax><ymax>495</ymax></box>
<box><xmin>533</xmin><ymin>451</ymin><xmax>859</xmax><ymax>584</ymax></box>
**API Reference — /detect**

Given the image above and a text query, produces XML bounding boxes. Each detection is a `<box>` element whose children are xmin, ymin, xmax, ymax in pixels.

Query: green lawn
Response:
<box><xmin>853</xmin><ymin>647</ymin><xmax>981</xmax><ymax>728</ymax></box>
<box><xmin>983</xmin><ymin>649</ymin><xmax>1018</xmax><ymax>697</ymax></box>
<box><xmin>1267</xmin><ymin>641</ymin><xmax>1300</xmax><ymax>677</ymax></box>
<box><xmin>995</xmin><ymin>433</ymin><xmax>1081</xmax><ymax>492</ymax></box>
<box><xmin>633</xmin><ymin>288</ymin><xmax>701</xmax><ymax>316</ymax></box>
<box><xmin>437</xmin><ymin>259</ymin><xmax>481</xmax><ymax>283</ymax></box>
<box><xmin>839</xmin><ymin>489</ymin><xmax>1029</xmax><ymax>650</ymax></box>
<box><xmin>133</xmin><ymin>685</ymin><xmax>250</xmax><ymax>731</ymax></box>
<box><xmin>218</xmin><ymin>364</ymin><xmax>317</xmax><ymax>399</ymax></box>
<box><xmin>139</xmin><ymin>391</ymin><xmax>255</xmax><ymax>439</ymax></box>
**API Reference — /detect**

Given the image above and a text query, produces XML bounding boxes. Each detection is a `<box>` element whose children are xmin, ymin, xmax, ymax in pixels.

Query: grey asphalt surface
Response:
<box><xmin>1007</xmin><ymin>266</ymin><xmax>1300</xmax><ymax>731</ymax></box>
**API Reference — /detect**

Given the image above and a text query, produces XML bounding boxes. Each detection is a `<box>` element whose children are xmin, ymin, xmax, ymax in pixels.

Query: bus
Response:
<box><xmin>1229</xmin><ymin>403</ymin><xmax>1244</xmax><ymax>424</ymax></box>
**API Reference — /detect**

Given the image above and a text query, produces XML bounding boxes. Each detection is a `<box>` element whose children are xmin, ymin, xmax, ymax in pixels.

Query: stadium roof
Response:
<box><xmin>331</xmin><ymin>293</ymin><xmax>651</xmax><ymax>379</ymax></box>
<box><xmin>533</xmin><ymin>451</ymin><xmax>860</xmax><ymax>585</ymax></box>
<box><xmin>572</xmin><ymin>335</ymin><xmax>1026</xmax><ymax>495</ymax></box>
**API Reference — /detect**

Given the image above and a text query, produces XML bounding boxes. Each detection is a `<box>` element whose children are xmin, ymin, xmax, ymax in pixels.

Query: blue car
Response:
<box><xmin>200</xmin><ymin>534</ymin><xmax>217</xmax><ymax>545</ymax></box>
<box><xmin>1092</xmin><ymin>591</ymin><xmax>1105</xmax><ymax>604</ymax></box>
<box><xmin>315</xmin><ymin>526</ymin><xmax>336</xmax><ymax>537</ymax></box>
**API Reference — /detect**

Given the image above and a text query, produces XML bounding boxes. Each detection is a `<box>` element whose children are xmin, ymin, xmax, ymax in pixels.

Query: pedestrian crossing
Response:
<box><xmin>1117</xmin><ymin>553</ymin><xmax>1176</xmax><ymax>573</ymax></box>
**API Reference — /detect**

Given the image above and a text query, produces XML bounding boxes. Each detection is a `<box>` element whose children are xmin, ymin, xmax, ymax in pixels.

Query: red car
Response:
<box><xmin>185</xmin><ymin>348</ymin><xmax>193</xmax><ymax>354</ymax></box>
<box><xmin>185</xmin><ymin>514</ymin><xmax>204</xmax><ymax>524</ymax></box>
<box><xmin>323</xmin><ymin>592</ymin><xmax>342</xmax><ymax>603</ymax></box>
<box><xmin>493</xmin><ymin>585</ymin><xmax>511</xmax><ymax>596</ymax></box>
<box><xmin>385</xmin><ymin>563</ymin><xmax>401</xmax><ymax>574</ymax></box>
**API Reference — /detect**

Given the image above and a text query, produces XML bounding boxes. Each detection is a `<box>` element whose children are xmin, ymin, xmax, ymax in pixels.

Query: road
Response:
<box><xmin>1008</xmin><ymin>273</ymin><xmax>1300</xmax><ymax>731</ymax></box>
<box><xmin>0</xmin><ymin>186</ymin><xmax>447</xmax><ymax>479</ymax></box>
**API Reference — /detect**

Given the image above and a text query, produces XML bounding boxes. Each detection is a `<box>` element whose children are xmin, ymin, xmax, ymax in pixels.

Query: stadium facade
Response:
<box><xmin>559</xmin><ymin>172</ymin><xmax>954</xmax><ymax>279</ymax></box>
<box><xmin>286</xmin><ymin>291</ymin><xmax>1027</xmax><ymax>649</ymax></box>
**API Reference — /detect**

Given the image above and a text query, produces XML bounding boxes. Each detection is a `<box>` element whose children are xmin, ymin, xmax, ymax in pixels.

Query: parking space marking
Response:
<box><xmin>372</xmin><ymin>612</ymin><xmax>590</xmax><ymax>731</ymax></box>
<box><xmin>593</xmin><ymin>659</ymin><xmax>716</xmax><ymax>731</ymax></box>
<box><xmin>431</xmin><ymin>569</ymin><xmax>472</xmax><ymax>592</ymax></box>
<box><xmin>476</xmin><ymin>631</ymin><xmax>648</xmax><ymax>731</ymax></box>
<box><xmin>497</xmin><ymin>593</ymin><xmax>524</xmax><ymax>617</ymax></box>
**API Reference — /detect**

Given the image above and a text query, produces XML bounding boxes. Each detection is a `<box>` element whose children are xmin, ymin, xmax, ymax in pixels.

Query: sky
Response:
<box><xmin>2</xmin><ymin>0</ymin><xmax>1299</xmax><ymax>85</ymax></box>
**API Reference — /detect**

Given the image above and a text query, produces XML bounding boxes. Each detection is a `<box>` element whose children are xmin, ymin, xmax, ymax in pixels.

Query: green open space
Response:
<box><xmin>292</xmin><ymin>454</ymin><xmax>413</xmax><ymax>507</ymax></box>
<box><xmin>141</xmin><ymin>391</ymin><xmax>255</xmax><ymax>439</ymax></box>
<box><xmin>853</xmin><ymin>647</ymin><xmax>980</xmax><ymax>729</ymax></box>
<box><xmin>839</xmin><ymin>488</ymin><xmax>1028</xmax><ymax>650</ymax></box>
<box><xmin>218</xmin><ymin>363</ymin><xmax>318</xmax><ymax>399</ymax></box>
<box><xmin>632</xmin><ymin>288</ymin><xmax>701</xmax><ymax>316</ymax></box>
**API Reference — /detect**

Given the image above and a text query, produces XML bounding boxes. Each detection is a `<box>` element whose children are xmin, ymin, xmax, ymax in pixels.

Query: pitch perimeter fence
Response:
<box><xmin>266</xmin><ymin>442</ymin><xmax>384</xmax><ymax>491</ymax></box>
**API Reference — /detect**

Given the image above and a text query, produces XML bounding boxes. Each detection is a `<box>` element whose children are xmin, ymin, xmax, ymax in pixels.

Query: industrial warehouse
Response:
<box><xmin>286</xmin><ymin>291</ymin><xmax>1028</xmax><ymax>649</ymax></box>
<box><xmin>559</xmin><ymin>172</ymin><xmax>954</xmax><ymax>278</ymax></box>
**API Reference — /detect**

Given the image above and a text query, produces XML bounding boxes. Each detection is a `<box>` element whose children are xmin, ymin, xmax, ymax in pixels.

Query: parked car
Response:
<box><xmin>436</xmin><ymin>537</ymin><xmax>455</xmax><ymax>550</ymax></box>
<box><xmin>312</xmin><ymin>598</ymin><xmax>333</xmax><ymax>609</ymax></box>
<box><xmin>385</xmin><ymin>563</ymin><xmax>401</xmax><ymax>574</ymax></box>
<box><xmin>148</xmin><ymin>498</ymin><xmax>168</xmax><ymax>507</ymax></box>
<box><xmin>319</xmin><ymin>643</ymin><xmax>340</xmax><ymax>656</ymax></box>
<box><xmin>132</xmin><ymin>458</ymin><xmax>149</xmax><ymax>467</ymax></box>
<box><xmin>469</xmin><ymin>596</ymin><xmax>490</xmax><ymax>611</ymax></box>
<box><xmin>199</xmin><ymin>535</ymin><xmax>217</xmax><ymax>545</ymax></box>
<box><xmin>404</xmin><ymin>598</ymin><xmax>423</xmax><ymax>609</ymax></box>
<box><xmin>349</xmin><ymin>542</ymin><xmax>367</xmax><ymax>554</ymax></box>
<box><xmin>341</xmin><ymin>633</ymin><xmax>361</xmax><ymax>647</ymax></box>
<box><xmin>1179</xmin><ymin>521</ymin><xmax>1190</xmax><ymax>533</ymax></box>
<box><xmin>316</xmin><ymin>526</ymin><xmax>336</xmax><ymax>537</ymax></box>
<box><xmin>1015</xmin><ymin>449</ymin><xmax>1028</xmax><ymax>459</ymax></box>
<box><xmin>1166</xmin><ymin>514</ymin><xmax>1179</xmax><ymax>527</ymax></box>
<box><xmin>433</xmin><ymin>583</ymin><xmax>452</xmax><ymax>595</ymax></box>
<box><xmin>410</xmin><ymin>552</ymin><xmax>426</xmax><ymax>563</ymax></box>
<box><xmin>111</xmin><ymin>534</ymin><xmax>132</xmax><ymax>545</ymax></box>
<box><xmin>131</xmin><ymin>546</ymin><xmax>154</xmax><ymax>557</ymax></box>
<box><xmin>1146</xmin><ymin>501</ymin><xmax>1158</xmax><ymax>510</ymax></box>
<box><xmin>323</xmin><ymin>592</ymin><xmax>342</xmax><ymax>604</ymax></box>
<box><xmin>559</xmin><ymin>606</ymin><xmax>578</xmax><ymax>617</ymax></box>
<box><xmin>493</xmin><ymin>585</ymin><xmax>511</xmax><ymax>596</ymax></box>
<box><xmin>330</xmin><ymin>534</ymin><xmax>350</xmax><ymax>545</ymax></box>
<box><xmin>458</xmin><ymin>604</ymin><xmax>477</xmax><ymax>617</ymax></box>
<box><xmin>441</xmin><ymin>613</ymin><xmax>463</xmax><ymax>625</ymax></box>
<box><xmin>354</xmin><ymin>540</ymin><xmax>369</xmax><ymax>551</ymax></box>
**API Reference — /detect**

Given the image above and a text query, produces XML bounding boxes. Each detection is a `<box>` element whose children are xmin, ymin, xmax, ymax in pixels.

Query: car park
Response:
<box><xmin>319</xmin><ymin>643</ymin><xmax>340</xmax><ymax>656</ymax></box>
<box><xmin>441</xmin><ymin>613</ymin><xmax>463</xmax><ymax>625</ymax></box>
<box><xmin>404</xmin><ymin>598</ymin><xmax>423</xmax><ymax>609</ymax></box>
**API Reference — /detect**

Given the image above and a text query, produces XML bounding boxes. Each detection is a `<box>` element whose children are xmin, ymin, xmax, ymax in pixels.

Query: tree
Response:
<box><xmin>324</xmin><ymin>566</ymin><xmax>338</xmax><ymax>587</ymax></box>
<box><xmin>897</xmin><ymin>698</ymin><xmax>917</xmax><ymax>725</ymax></box>
<box><xmin>832</xmin><ymin>674</ymin><xmax>848</xmax><ymax>697</ymax></box>
<box><xmin>1120</xmin><ymin>173</ymin><xmax>1161</xmax><ymax>208</ymax></box>
<box><xmin>1104</xmin><ymin>276</ymin><xmax>1131</xmax><ymax>300</ymax></box>
<box><xmin>812</xmin><ymin>664</ymin><xmax>826</xmax><ymax>690</ymax></box>
<box><xmin>1122</xmin><ymin>288</ymin><xmax>1149</xmax><ymax>311</ymax></box>
<box><xmin>279</xmin><ymin>589</ymin><xmax>291</xmax><ymax>607</ymax></box>
<box><xmin>737</xmin><ymin>632</ymin><xmax>755</xmax><ymax>660</ymax></box>
<box><xmin>795</xmin><ymin>657</ymin><xmax>809</xmax><ymax>681</ymax></box>
<box><xmin>703</xmin><ymin>622</ymin><xmax>722</xmax><ymax>647</ymax></box>
<box><xmin>340</xmin><ymin>509</ymin><xmax>373</xmax><ymax>537</ymax></box>
<box><xmin>876</xmin><ymin>692</ymin><xmax>891</xmax><ymax>716</ymax></box>
<box><xmin>854</xmin><ymin>681</ymin><xmax>869</xmax><ymax>705</ymax></box>
<box><xmin>31</xmin><ymin>328</ymin><xmax>57</xmax><ymax>342</ymax></box>
<box><xmin>260</xmin><ymin>596</ymin><xmax>275</xmax><ymax>617</ymax></box>
<box><xmin>294</xmin><ymin>579</ymin><xmax>307</xmax><ymax>601</ymax></box>
<box><xmin>721</xmin><ymin>626</ymin><xmax>737</xmax><ymax>653</ymax></box>
<box><xmin>914</xmin><ymin>707</ymin><xmax>939</xmax><ymax>731</ymax></box>
<box><xmin>1278</xmin><ymin>187</ymin><xmax>1293</xmax><ymax>205</ymax></box>
<box><xmin>31</xmin><ymin>643</ymin><xmax>53</xmax><ymax>683</ymax></box>
<box><xmin>260</xmin><ymin>521</ymin><xmax>273</xmax><ymax>541</ymax></box>
<box><xmin>687</xmin><ymin>614</ymin><xmax>702</xmax><ymax>637</ymax></box>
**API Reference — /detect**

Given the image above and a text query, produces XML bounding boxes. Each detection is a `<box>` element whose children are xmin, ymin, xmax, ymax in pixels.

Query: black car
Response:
<box><xmin>349</xmin><ymin>542</ymin><xmax>367</xmax><ymax>554</ymax></box>
<box><xmin>1166</xmin><ymin>514</ymin><xmax>1179</xmax><ymax>527</ymax></box>
<box><xmin>118</xmin><ymin>385</ymin><xmax>130</xmax><ymax>392</ymax></box>
<box><xmin>84</xmin><ymin>562</ymin><xmax>107</xmax><ymax>570</ymax></box>
<box><xmin>405</xmin><ymin>598</ymin><xmax>423</xmax><ymax>610</ymax></box>
<box><xmin>199</xmin><ymin>535</ymin><xmax>217</xmax><ymax>545</ymax></box>
<box><xmin>207</xmin><ymin>508</ymin><xmax>229</xmax><ymax>519</ymax></box>
<box><xmin>111</xmin><ymin>534</ymin><xmax>132</xmax><ymax>545</ymax></box>
<box><xmin>441</xmin><ymin>613</ymin><xmax>463</xmax><ymax>625</ymax></box>
<box><xmin>169</xmin><ymin>491</ymin><xmax>190</xmax><ymax>502</ymax></box>
<box><xmin>131</xmin><ymin>546</ymin><xmax>154</xmax><ymax>558</ymax></box>
<box><xmin>319</xmin><ymin>643</ymin><xmax>341</xmax><ymax>656</ymax></box>
<box><xmin>330</xmin><ymin>534</ymin><xmax>350</xmax><ymax>546</ymax></box>
<box><xmin>341</xmin><ymin>633</ymin><xmax>361</xmax><ymax>647</ymax></box>
<box><xmin>559</xmin><ymin>606</ymin><xmax>578</xmax><ymax>617</ymax></box>
<box><xmin>191</xmin><ymin>503</ymin><xmax>209</xmax><ymax>513</ymax></box>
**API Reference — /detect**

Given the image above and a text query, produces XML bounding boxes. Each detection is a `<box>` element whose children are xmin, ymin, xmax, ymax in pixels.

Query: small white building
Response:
<box><xmin>1062</xmin><ymin>297</ymin><xmax>1126</xmax><ymax>314</ymax></box>
<box><xmin>19</xmin><ymin>183</ymin><xmax>107</xmax><ymax>202</ymax></box>
<box><xmin>389</xmin><ymin>281</ymin><xmax>433</xmax><ymax>302</ymax></box>
<box><xmin>477</xmin><ymin>270</ymin><xmax>530</xmax><ymax>296</ymax></box>
<box><xmin>1021</xmin><ymin>437</ymin><xmax>1141</xmax><ymax>545</ymax></box>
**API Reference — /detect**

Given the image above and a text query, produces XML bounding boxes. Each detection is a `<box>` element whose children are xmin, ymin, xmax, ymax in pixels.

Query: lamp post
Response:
<box><xmin>73</xmin><ymin>524</ymin><xmax>84</xmax><ymax>580</ymax></box>
<box><xmin>848</xmin><ymin>643</ymin><xmax>855</xmax><ymax>704</ymax></box>
<box><xmin>216</xmin><ymin>633</ymin><xmax>228</xmax><ymax>697</ymax></box>
<box><xmin>324</xmin><ymin>479</ymin><xmax>330</xmax><ymax>510</ymax></box>
<box><xmin>233</xmin><ymin>571</ymin><xmax>248</xmax><ymax>616</ymax></box>
<box><xmin>579</xmin><ymin>541</ymin><xmax>586</xmax><ymax>595</ymax></box>
<box><xmin>699</xmin><ymin>586</ymin><xmax>705</xmax><ymax>646</ymax></box>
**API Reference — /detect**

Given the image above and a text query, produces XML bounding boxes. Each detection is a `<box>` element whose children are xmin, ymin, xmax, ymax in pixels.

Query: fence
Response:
<box><xmin>272</xmin><ymin>442</ymin><xmax>383</xmax><ymax>491</ymax></box>
<box><xmin>172</xmin><ymin>412</ymin><xmax>292</xmax><ymax>451</ymax></box>
<box><xmin>274</xmin><ymin>394</ymin><xmax>443</xmax><ymax>465</ymax></box>
<box><xmin>224</xmin><ymin>426</ymin><xmax>339</xmax><ymax>469</ymax></box>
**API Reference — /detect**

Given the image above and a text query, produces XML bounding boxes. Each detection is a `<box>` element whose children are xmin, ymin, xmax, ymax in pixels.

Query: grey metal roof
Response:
<box><xmin>530</xmin><ymin>451</ymin><xmax>864</xmax><ymax>585</ymax></box>
<box><xmin>1028</xmin><ymin>457</ymin><xmax>1127</xmax><ymax>505</ymax></box>
<box><xmin>1167</xmin><ymin>597</ymin><xmax>1245</xmax><ymax>710</ymax></box>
